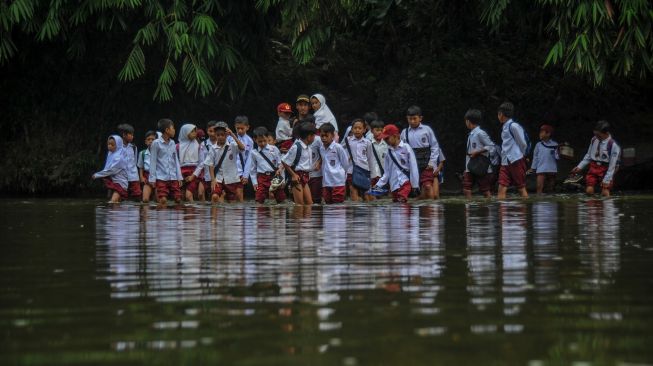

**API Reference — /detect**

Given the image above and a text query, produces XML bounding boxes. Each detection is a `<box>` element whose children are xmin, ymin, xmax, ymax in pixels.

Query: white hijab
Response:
<box><xmin>311</xmin><ymin>93</ymin><xmax>338</xmax><ymax>132</ymax></box>
<box><xmin>103</xmin><ymin>135</ymin><xmax>125</xmax><ymax>170</ymax></box>
<box><xmin>178</xmin><ymin>123</ymin><xmax>200</xmax><ymax>164</ymax></box>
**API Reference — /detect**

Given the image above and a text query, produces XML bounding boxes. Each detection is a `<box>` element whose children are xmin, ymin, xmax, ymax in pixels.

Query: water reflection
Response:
<box><xmin>532</xmin><ymin>201</ymin><xmax>560</xmax><ymax>292</ymax></box>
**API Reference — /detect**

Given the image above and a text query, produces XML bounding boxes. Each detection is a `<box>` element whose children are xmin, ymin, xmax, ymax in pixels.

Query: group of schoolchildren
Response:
<box><xmin>93</xmin><ymin>95</ymin><xmax>622</xmax><ymax>204</ymax></box>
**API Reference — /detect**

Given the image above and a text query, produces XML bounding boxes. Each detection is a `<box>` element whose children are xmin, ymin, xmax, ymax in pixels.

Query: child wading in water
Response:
<box><xmin>528</xmin><ymin>124</ymin><xmax>559</xmax><ymax>194</ymax></box>
<box><xmin>497</xmin><ymin>102</ymin><xmax>529</xmax><ymax>199</ymax></box>
<box><xmin>401</xmin><ymin>105</ymin><xmax>441</xmax><ymax>199</ymax></box>
<box><xmin>571</xmin><ymin>120</ymin><xmax>621</xmax><ymax>197</ymax></box>
<box><xmin>343</xmin><ymin>118</ymin><xmax>374</xmax><ymax>201</ymax></box>
<box><xmin>92</xmin><ymin>135</ymin><xmax>128</xmax><ymax>203</ymax></box>
<box><xmin>373</xmin><ymin>124</ymin><xmax>420</xmax><ymax>203</ymax></box>
<box><xmin>282</xmin><ymin>121</ymin><xmax>317</xmax><ymax>205</ymax></box>
<box><xmin>137</xmin><ymin>130</ymin><xmax>157</xmax><ymax>203</ymax></box>
<box><xmin>149</xmin><ymin>119</ymin><xmax>183</xmax><ymax>205</ymax></box>
<box><xmin>319</xmin><ymin>123</ymin><xmax>350</xmax><ymax>204</ymax></box>
<box><xmin>249</xmin><ymin>127</ymin><xmax>286</xmax><ymax>204</ymax></box>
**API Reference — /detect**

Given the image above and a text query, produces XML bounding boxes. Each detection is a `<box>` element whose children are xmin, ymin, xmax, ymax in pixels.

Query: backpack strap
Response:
<box><xmin>388</xmin><ymin>149</ymin><xmax>410</xmax><ymax>177</ymax></box>
<box><xmin>344</xmin><ymin>137</ymin><xmax>360</xmax><ymax>170</ymax></box>
<box><xmin>258</xmin><ymin>149</ymin><xmax>277</xmax><ymax>172</ymax></box>
<box><xmin>214</xmin><ymin>146</ymin><xmax>230</xmax><ymax>176</ymax></box>
<box><xmin>371</xmin><ymin>142</ymin><xmax>384</xmax><ymax>176</ymax></box>
<box><xmin>290</xmin><ymin>141</ymin><xmax>303</xmax><ymax>171</ymax></box>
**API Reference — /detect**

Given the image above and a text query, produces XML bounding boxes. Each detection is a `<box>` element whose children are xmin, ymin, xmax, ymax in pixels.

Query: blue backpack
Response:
<box><xmin>508</xmin><ymin>121</ymin><xmax>533</xmax><ymax>157</ymax></box>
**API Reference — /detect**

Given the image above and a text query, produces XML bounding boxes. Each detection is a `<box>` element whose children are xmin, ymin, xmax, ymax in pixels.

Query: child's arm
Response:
<box><xmin>249</xmin><ymin>152</ymin><xmax>258</xmax><ymax>189</ymax></box>
<box><xmin>603</xmin><ymin>143</ymin><xmax>621</xmax><ymax>185</ymax></box>
<box><xmin>407</xmin><ymin>147</ymin><xmax>420</xmax><ymax>188</ymax></box>
<box><xmin>365</xmin><ymin>142</ymin><xmax>375</xmax><ymax>175</ymax></box>
<box><xmin>572</xmin><ymin>140</ymin><xmax>593</xmax><ymax>173</ymax></box>
<box><xmin>427</xmin><ymin>129</ymin><xmax>440</xmax><ymax>170</ymax></box>
<box><xmin>375</xmin><ymin>151</ymin><xmax>391</xmax><ymax>187</ymax></box>
<box><xmin>529</xmin><ymin>144</ymin><xmax>540</xmax><ymax>172</ymax></box>
<box><xmin>281</xmin><ymin>144</ymin><xmax>299</xmax><ymax>183</ymax></box>
<box><xmin>136</xmin><ymin>151</ymin><xmax>145</xmax><ymax>183</ymax></box>
<box><xmin>148</xmin><ymin>142</ymin><xmax>158</xmax><ymax>183</ymax></box>
<box><xmin>227</xmin><ymin>129</ymin><xmax>246</xmax><ymax>151</ymax></box>
<box><xmin>338</xmin><ymin>144</ymin><xmax>351</xmax><ymax>174</ymax></box>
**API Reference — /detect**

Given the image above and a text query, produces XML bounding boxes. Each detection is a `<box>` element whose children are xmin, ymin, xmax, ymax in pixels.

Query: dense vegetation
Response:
<box><xmin>1</xmin><ymin>0</ymin><xmax>652</xmax><ymax>194</ymax></box>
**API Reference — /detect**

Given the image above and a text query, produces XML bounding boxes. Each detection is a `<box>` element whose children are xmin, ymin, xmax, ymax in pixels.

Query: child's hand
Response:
<box><xmin>315</xmin><ymin>161</ymin><xmax>321</xmax><ymax>171</ymax></box>
<box><xmin>571</xmin><ymin>167</ymin><xmax>580</xmax><ymax>174</ymax></box>
<box><xmin>601</xmin><ymin>181</ymin><xmax>611</xmax><ymax>188</ymax></box>
<box><xmin>253</xmin><ymin>184</ymin><xmax>258</xmax><ymax>191</ymax></box>
<box><xmin>291</xmin><ymin>174</ymin><xmax>299</xmax><ymax>184</ymax></box>
<box><xmin>226</xmin><ymin>128</ymin><xmax>235</xmax><ymax>137</ymax></box>
<box><xmin>92</xmin><ymin>174</ymin><xmax>96</xmax><ymax>179</ymax></box>
<box><xmin>526</xmin><ymin>169</ymin><xmax>534</xmax><ymax>175</ymax></box>
<box><xmin>211</xmin><ymin>179</ymin><xmax>217</xmax><ymax>190</ymax></box>
<box><xmin>185</xmin><ymin>175</ymin><xmax>195</xmax><ymax>182</ymax></box>
<box><xmin>140</xmin><ymin>177</ymin><xmax>146</xmax><ymax>184</ymax></box>
<box><xmin>241</xmin><ymin>177</ymin><xmax>248</xmax><ymax>185</ymax></box>
<box><xmin>470</xmin><ymin>150</ymin><xmax>482</xmax><ymax>158</ymax></box>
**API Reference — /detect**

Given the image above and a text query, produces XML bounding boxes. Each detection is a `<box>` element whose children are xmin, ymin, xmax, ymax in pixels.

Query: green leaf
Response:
<box><xmin>118</xmin><ymin>44</ymin><xmax>145</xmax><ymax>81</ymax></box>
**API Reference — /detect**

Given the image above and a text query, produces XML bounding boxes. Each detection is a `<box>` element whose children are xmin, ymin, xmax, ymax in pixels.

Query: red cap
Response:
<box><xmin>540</xmin><ymin>124</ymin><xmax>554</xmax><ymax>134</ymax></box>
<box><xmin>277</xmin><ymin>103</ymin><xmax>292</xmax><ymax>114</ymax></box>
<box><xmin>379</xmin><ymin>124</ymin><xmax>400</xmax><ymax>139</ymax></box>
<box><xmin>196</xmin><ymin>128</ymin><xmax>205</xmax><ymax>140</ymax></box>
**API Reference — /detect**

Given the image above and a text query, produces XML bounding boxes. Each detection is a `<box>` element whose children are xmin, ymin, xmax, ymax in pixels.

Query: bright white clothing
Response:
<box><xmin>148</xmin><ymin>137</ymin><xmax>182</xmax><ymax>183</ymax></box>
<box><xmin>282</xmin><ymin>140</ymin><xmax>312</xmax><ymax>172</ymax></box>
<box><xmin>249</xmin><ymin>144</ymin><xmax>283</xmax><ymax>186</ymax></box>
<box><xmin>376</xmin><ymin>141</ymin><xmax>419</xmax><ymax>191</ymax></box>
<box><xmin>369</xmin><ymin>138</ymin><xmax>388</xmax><ymax>179</ymax></box>
<box><xmin>400</xmin><ymin>124</ymin><xmax>441</xmax><ymax>168</ymax></box>
<box><xmin>275</xmin><ymin>117</ymin><xmax>293</xmax><ymax>141</ymax></box>
<box><xmin>320</xmin><ymin>141</ymin><xmax>350</xmax><ymax>187</ymax></box>
<box><xmin>500</xmin><ymin>119</ymin><xmax>528</xmax><ymax>165</ymax></box>
<box><xmin>343</xmin><ymin>135</ymin><xmax>374</xmax><ymax>174</ymax></box>
<box><xmin>577</xmin><ymin>135</ymin><xmax>621</xmax><ymax>183</ymax></box>
<box><xmin>531</xmin><ymin>140</ymin><xmax>559</xmax><ymax>173</ymax></box>
<box><xmin>94</xmin><ymin>135</ymin><xmax>128</xmax><ymax>189</ymax></box>
<box><xmin>465</xmin><ymin>126</ymin><xmax>496</xmax><ymax>173</ymax></box>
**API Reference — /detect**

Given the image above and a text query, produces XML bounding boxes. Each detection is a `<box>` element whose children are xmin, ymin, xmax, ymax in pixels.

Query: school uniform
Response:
<box><xmin>369</xmin><ymin>138</ymin><xmax>388</xmax><ymax>187</ymax></box>
<box><xmin>148</xmin><ymin>136</ymin><xmax>183</xmax><ymax>200</ymax></box>
<box><xmin>282</xmin><ymin>140</ymin><xmax>313</xmax><ymax>187</ymax></box>
<box><xmin>136</xmin><ymin>148</ymin><xmax>153</xmax><ymax>187</ymax></box>
<box><xmin>308</xmin><ymin>139</ymin><xmax>324</xmax><ymax>203</ymax></box>
<box><xmin>178</xmin><ymin>125</ymin><xmax>202</xmax><ymax>195</ymax></box>
<box><xmin>249</xmin><ymin>144</ymin><xmax>286</xmax><ymax>203</ymax></box>
<box><xmin>95</xmin><ymin>135</ymin><xmax>129</xmax><ymax>199</ymax></box>
<box><xmin>400</xmin><ymin>124</ymin><xmax>440</xmax><ymax>187</ymax></box>
<box><xmin>498</xmin><ymin>119</ymin><xmax>528</xmax><ymax>189</ymax></box>
<box><xmin>197</xmin><ymin>139</ymin><xmax>216</xmax><ymax>194</ymax></box>
<box><xmin>436</xmin><ymin>148</ymin><xmax>446</xmax><ymax>184</ymax></box>
<box><xmin>376</xmin><ymin>141</ymin><xmax>420</xmax><ymax>203</ymax></box>
<box><xmin>320</xmin><ymin>141</ymin><xmax>350</xmax><ymax>204</ymax></box>
<box><xmin>124</xmin><ymin>142</ymin><xmax>142</xmax><ymax>198</ymax></box>
<box><xmin>227</xmin><ymin>133</ymin><xmax>254</xmax><ymax>180</ymax></box>
<box><xmin>531</xmin><ymin>139</ymin><xmax>559</xmax><ymax>189</ymax></box>
<box><xmin>276</xmin><ymin>117</ymin><xmax>294</xmax><ymax>151</ymax></box>
<box><xmin>463</xmin><ymin>126</ymin><xmax>497</xmax><ymax>193</ymax></box>
<box><xmin>343</xmin><ymin>135</ymin><xmax>374</xmax><ymax>189</ymax></box>
<box><xmin>576</xmin><ymin>135</ymin><xmax>621</xmax><ymax>189</ymax></box>
<box><xmin>200</xmin><ymin>141</ymin><xmax>242</xmax><ymax>201</ymax></box>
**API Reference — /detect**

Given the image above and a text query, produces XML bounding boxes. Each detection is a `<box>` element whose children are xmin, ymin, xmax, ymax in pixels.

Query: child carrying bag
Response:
<box><xmin>344</xmin><ymin>138</ymin><xmax>371</xmax><ymax>191</ymax></box>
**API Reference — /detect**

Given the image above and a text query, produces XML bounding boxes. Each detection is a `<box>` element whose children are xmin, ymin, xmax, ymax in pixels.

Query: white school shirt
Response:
<box><xmin>342</xmin><ymin>125</ymin><xmax>374</xmax><ymax>141</ymax></box>
<box><xmin>309</xmin><ymin>139</ymin><xmax>323</xmax><ymax>178</ymax></box>
<box><xmin>208</xmin><ymin>142</ymin><xmax>242</xmax><ymax>184</ymax></box>
<box><xmin>148</xmin><ymin>137</ymin><xmax>183</xmax><ymax>183</ymax></box>
<box><xmin>376</xmin><ymin>141</ymin><xmax>420</xmax><ymax>191</ymax></box>
<box><xmin>136</xmin><ymin>148</ymin><xmax>151</xmax><ymax>172</ymax></box>
<box><xmin>276</xmin><ymin>117</ymin><xmax>293</xmax><ymax>141</ymax></box>
<box><xmin>531</xmin><ymin>140</ymin><xmax>559</xmax><ymax>173</ymax></box>
<box><xmin>282</xmin><ymin>140</ymin><xmax>312</xmax><ymax>172</ymax></box>
<box><xmin>343</xmin><ymin>135</ymin><xmax>375</xmax><ymax>174</ymax></box>
<box><xmin>465</xmin><ymin>126</ymin><xmax>496</xmax><ymax>173</ymax></box>
<box><xmin>94</xmin><ymin>154</ymin><xmax>128</xmax><ymax>189</ymax></box>
<box><xmin>400</xmin><ymin>124</ymin><xmax>440</xmax><ymax>168</ymax></box>
<box><xmin>249</xmin><ymin>144</ymin><xmax>283</xmax><ymax>186</ymax></box>
<box><xmin>500</xmin><ymin>119</ymin><xmax>528</xmax><ymax>165</ymax></box>
<box><xmin>227</xmin><ymin>133</ymin><xmax>254</xmax><ymax>178</ymax></box>
<box><xmin>576</xmin><ymin>135</ymin><xmax>621</xmax><ymax>183</ymax></box>
<box><xmin>320</xmin><ymin>141</ymin><xmax>350</xmax><ymax>187</ymax></box>
<box><xmin>369</xmin><ymin>138</ymin><xmax>388</xmax><ymax>179</ymax></box>
<box><xmin>193</xmin><ymin>139</ymin><xmax>217</xmax><ymax>181</ymax></box>
<box><xmin>123</xmin><ymin>142</ymin><xmax>139</xmax><ymax>181</ymax></box>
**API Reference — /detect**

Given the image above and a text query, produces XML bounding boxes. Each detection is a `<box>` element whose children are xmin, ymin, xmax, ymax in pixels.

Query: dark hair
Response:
<box><xmin>144</xmin><ymin>130</ymin><xmax>157</xmax><ymax>139</ymax></box>
<box><xmin>594</xmin><ymin>120</ymin><xmax>610</xmax><ymax>133</ymax></box>
<box><xmin>297</xmin><ymin>121</ymin><xmax>317</xmax><ymax>139</ymax></box>
<box><xmin>351</xmin><ymin>118</ymin><xmax>366</xmax><ymax>128</ymax></box>
<box><xmin>464</xmin><ymin>109</ymin><xmax>482</xmax><ymax>125</ymax></box>
<box><xmin>117</xmin><ymin>123</ymin><xmax>135</xmax><ymax>135</ymax></box>
<box><xmin>498</xmin><ymin>102</ymin><xmax>514</xmax><ymax>118</ymax></box>
<box><xmin>363</xmin><ymin>112</ymin><xmax>378</xmax><ymax>124</ymax></box>
<box><xmin>207</xmin><ymin>120</ymin><xmax>218</xmax><ymax>129</ymax></box>
<box><xmin>234</xmin><ymin>115</ymin><xmax>249</xmax><ymax>126</ymax></box>
<box><xmin>370</xmin><ymin>120</ymin><xmax>385</xmax><ymax>129</ymax></box>
<box><xmin>157</xmin><ymin>119</ymin><xmax>174</xmax><ymax>132</ymax></box>
<box><xmin>300</xmin><ymin>115</ymin><xmax>316</xmax><ymax>125</ymax></box>
<box><xmin>406</xmin><ymin>105</ymin><xmax>422</xmax><ymax>116</ymax></box>
<box><xmin>265</xmin><ymin>130</ymin><xmax>274</xmax><ymax>138</ymax></box>
<box><xmin>253</xmin><ymin>126</ymin><xmax>268</xmax><ymax>138</ymax></box>
<box><xmin>319</xmin><ymin>123</ymin><xmax>335</xmax><ymax>134</ymax></box>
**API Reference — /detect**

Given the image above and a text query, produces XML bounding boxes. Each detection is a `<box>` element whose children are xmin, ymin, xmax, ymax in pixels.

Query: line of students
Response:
<box><xmin>92</xmin><ymin>97</ymin><xmax>621</xmax><ymax>204</ymax></box>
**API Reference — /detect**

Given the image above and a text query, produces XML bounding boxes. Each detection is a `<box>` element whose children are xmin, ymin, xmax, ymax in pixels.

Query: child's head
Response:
<box><xmin>320</xmin><ymin>123</ymin><xmax>336</xmax><ymax>146</ymax></box>
<box><xmin>253</xmin><ymin>127</ymin><xmax>269</xmax><ymax>149</ymax></box>
<box><xmin>593</xmin><ymin>120</ymin><xmax>611</xmax><ymax>139</ymax></box>
<box><xmin>351</xmin><ymin>118</ymin><xmax>366</xmax><ymax>139</ymax></box>
<box><xmin>379</xmin><ymin>124</ymin><xmax>401</xmax><ymax>147</ymax></box>
<box><xmin>214</xmin><ymin>121</ymin><xmax>229</xmax><ymax>145</ymax></box>
<box><xmin>406</xmin><ymin>105</ymin><xmax>423</xmax><ymax>128</ymax></box>
<box><xmin>310</xmin><ymin>95</ymin><xmax>323</xmax><ymax>112</ymax></box>
<box><xmin>297</xmin><ymin>121</ymin><xmax>317</xmax><ymax>144</ymax></box>
<box><xmin>234</xmin><ymin>115</ymin><xmax>249</xmax><ymax>136</ymax></box>
<box><xmin>266</xmin><ymin>131</ymin><xmax>276</xmax><ymax>145</ymax></box>
<box><xmin>370</xmin><ymin>120</ymin><xmax>385</xmax><ymax>140</ymax></box>
<box><xmin>117</xmin><ymin>123</ymin><xmax>135</xmax><ymax>143</ymax></box>
<box><xmin>296</xmin><ymin>95</ymin><xmax>311</xmax><ymax>117</ymax></box>
<box><xmin>464</xmin><ymin>109</ymin><xmax>482</xmax><ymax>130</ymax></box>
<box><xmin>363</xmin><ymin>112</ymin><xmax>378</xmax><ymax>126</ymax></box>
<box><xmin>107</xmin><ymin>136</ymin><xmax>117</xmax><ymax>152</ymax></box>
<box><xmin>277</xmin><ymin>103</ymin><xmax>293</xmax><ymax>120</ymax></box>
<box><xmin>497</xmin><ymin>102</ymin><xmax>514</xmax><ymax>123</ymax></box>
<box><xmin>144</xmin><ymin>130</ymin><xmax>157</xmax><ymax>147</ymax></box>
<box><xmin>539</xmin><ymin>124</ymin><xmax>554</xmax><ymax>141</ymax></box>
<box><xmin>206</xmin><ymin>120</ymin><xmax>218</xmax><ymax>141</ymax></box>
<box><xmin>180</xmin><ymin>124</ymin><xmax>197</xmax><ymax>141</ymax></box>
<box><xmin>157</xmin><ymin>119</ymin><xmax>175</xmax><ymax>138</ymax></box>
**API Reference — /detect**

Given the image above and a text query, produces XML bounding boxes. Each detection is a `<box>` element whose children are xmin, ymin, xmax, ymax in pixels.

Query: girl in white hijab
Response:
<box><xmin>311</xmin><ymin>93</ymin><xmax>338</xmax><ymax>132</ymax></box>
<box><xmin>178</xmin><ymin>123</ymin><xmax>202</xmax><ymax>201</ymax></box>
<box><xmin>92</xmin><ymin>135</ymin><xmax>129</xmax><ymax>202</ymax></box>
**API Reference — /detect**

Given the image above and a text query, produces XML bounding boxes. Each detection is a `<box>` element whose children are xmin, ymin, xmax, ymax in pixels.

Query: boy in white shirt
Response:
<box><xmin>528</xmin><ymin>124</ymin><xmax>559</xmax><ymax>194</ymax></box>
<box><xmin>319</xmin><ymin>123</ymin><xmax>350</xmax><ymax>204</ymax></box>
<box><xmin>227</xmin><ymin>116</ymin><xmax>254</xmax><ymax>202</ymax></box>
<box><xmin>118</xmin><ymin>123</ymin><xmax>142</xmax><ymax>200</ymax></box>
<box><xmin>249</xmin><ymin>127</ymin><xmax>286</xmax><ymax>203</ymax></box>
<box><xmin>282</xmin><ymin>121</ymin><xmax>317</xmax><ymax>205</ymax></box>
<box><xmin>401</xmin><ymin>105</ymin><xmax>441</xmax><ymax>200</ymax></box>
<box><xmin>497</xmin><ymin>102</ymin><xmax>529</xmax><ymax>199</ymax></box>
<box><xmin>462</xmin><ymin>109</ymin><xmax>497</xmax><ymax>199</ymax></box>
<box><xmin>571</xmin><ymin>120</ymin><xmax>621</xmax><ymax>197</ymax></box>
<box><xmin>137</xmin><ymin>130</ymin><xmax>157</xmax><ymax>203</ymax></box>
<box><xmin>343</xmin><ymin>118</ymin><xmax>375</xmax><ymax>201</ymax></box>
<box><xmin>367</xmin><ymin>120</ymin><xmax>388</xmax><ymax>200</ymax></box>
<box><xmin>373</xmin><ymin>124</ymin><xmax>420</xmax><ymax>203</ymax></box>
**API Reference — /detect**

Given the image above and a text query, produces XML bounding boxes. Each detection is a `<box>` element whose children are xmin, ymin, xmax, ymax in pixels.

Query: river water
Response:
<box><xmin>1</xmin><ymin>197</ymin><xmax>652</xmax><ymax>365</ymax></box>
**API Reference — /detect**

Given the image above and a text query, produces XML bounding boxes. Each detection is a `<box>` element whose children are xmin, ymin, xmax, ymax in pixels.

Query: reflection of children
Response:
<box><xmin>200</xmin><ymin>122</ymin><xmax>246</xmax><ymax>203</ymax></box>
<box><xmin>572</xmin><ymin>120</ymin><xmax>621</xmax><ymax>197</ymax></box>
<box><xmin>343</xmin><ymin>118</ymin><xmax>374</xmax><ymax>201</ymax></box>
<box><xmin>401</xmin><ymin>105</ymin><xmax>441</xmax><ymax>200</ymax></box>
<box><xmin>374</xmin><ymin>124</ymin><xmax>419</xmax><ymax>203</ymax></box>
<box><xmin>282</xmin><ymin>122</ymin><xmax>317</xmax><ymax>205</ymax></box>
<box><xmin>528</xmin><ymin>124</ymin><xmax>559</xmax><ymax>194</ymax></box>
<box><xmin>250</xmin><ymin>127</ymin><xmax>286</xmax><ymax>204</ymax></box>
<box><xmin>137</xmin><ymin>130</ymin><xmax>157</xmax><ymax>203</ymax></box>
<box><xmin>118</xmin><ymin>123</ymin><xmax>142</xmax><ymax>199</ymax></box>
<box><xmin>319</xmin><ymin>123</ymin><xmax>350</xmax><ymax>204</ymax></box>
<box><xmin>178</xmin><ymin>123</ymin><xmax>201</xmax><ymax>202</ymax></box>
<box><xmin>92</xmin><ymin>135</ymin><xmax>128</xmax><ymax>203</ymax></box>
<box><xmin>149</xmin><ymin>119</ymin><xmax>183</xmax><ymax>205</ymax></box>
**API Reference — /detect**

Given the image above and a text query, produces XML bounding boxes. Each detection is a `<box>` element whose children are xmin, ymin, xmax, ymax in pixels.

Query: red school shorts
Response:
<box><xmin>255</xmin><ymin>174</ymin><xmax>287</xmax><ymax>203</ymax></box>
<box><xmin>103</xmin><ymin>178</ymin><xmax>128</xmax><ymax>200</ymax></box>
<box><xmin>155</xmin><ymin>180</ymin><xmax>182</xmax><ymax>201</ymax></box>
<box><xmin>181</xmin><ymin>166</ymin><xmax>200</xmax><ymax>194</ymax></box>
<box><xmin>309</xmin><ymin>176</ymin><xmax>323</xmax><ymax>204</ymax></box>
<box><xmin>202</xmin><ymin>180</ymin><xmax>212</xmax><ymax>195</ymax></box>
<box><xmin>322</xmin><ymin>186</ymin><xmax>346</xmax><ymax>204</ymax></box>
<box><xmin>291</xmin><ymin>171</ymin><xmax>310</xmax><ymax>187</ymax></box>
<box><xmin>498</xmin><ymin>158</ymin><xmax>527</xmax><ymax>189</ymax></box>
<box><xmin>142</xmin><ymin>171</ymin><xmax>155</xmax><ymax>188</ymax></box>
<box><xmin>128</xmin><ymin>181</ymin><xmax>142</xmax><ymax>198</ymax></box>
<box><xmin>585</xmin><ymin>162</ymin><xmax>612</xmax><ymax>189</ymax></box>
<box><xmin>279</xmin><ymin>139</ymin><xmax>294</xmax><ymax>152</ymax></box>
<box><xmin>419</xmin><ymin>168</ymin><xmax>435</xmax><ymax>187</ymax></box>
<box><xmin>213</xmin><ymin>181</ymin><xmax>242</xmax><ymax>201</ymax></box>
<box><xmin>463</xmin><ymin>171</ymin><xmax>494</xmax><ymax>193</ymax></box>
<box><xmin>392</xmin><ymin>181</ymin><xmax>412</xmax><ymax>203</ymax></box>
